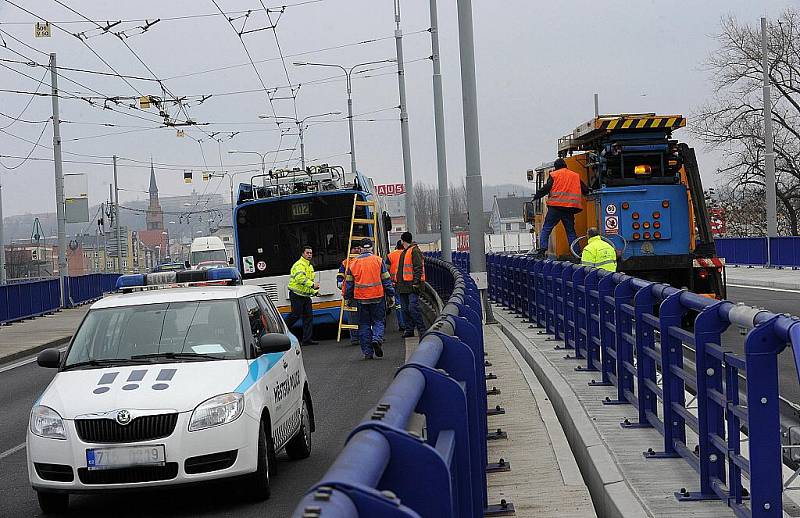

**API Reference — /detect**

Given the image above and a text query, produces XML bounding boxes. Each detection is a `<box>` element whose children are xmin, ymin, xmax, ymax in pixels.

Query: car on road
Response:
<box><xmin>27</xmin><ymin>268</ymin><xmax>315</xmax><ymax>513</ymax></box>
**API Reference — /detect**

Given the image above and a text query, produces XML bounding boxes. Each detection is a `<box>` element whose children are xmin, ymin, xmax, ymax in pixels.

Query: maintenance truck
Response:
<box><xmin>525</xmin><ymin>113</ymin><xmax>726</xmax><ymax>299</ymax></box>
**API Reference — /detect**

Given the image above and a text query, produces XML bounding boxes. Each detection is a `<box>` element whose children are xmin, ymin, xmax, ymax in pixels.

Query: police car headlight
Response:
<box><xmin>30</xmin><ymin>406</ymin><xmax>67</xmax><ymax>440</ymax></box>
<box><xmin>189</xmin><ymin>393</ymin><xmax>244</xmax><ymax>432</ymax></box>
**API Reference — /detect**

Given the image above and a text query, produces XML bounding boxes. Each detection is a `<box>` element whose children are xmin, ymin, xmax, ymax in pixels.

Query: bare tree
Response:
<box><xmin>692</xmin><ymin>9</ymin><xmax>800</xmax><ymax>235</ymax></box>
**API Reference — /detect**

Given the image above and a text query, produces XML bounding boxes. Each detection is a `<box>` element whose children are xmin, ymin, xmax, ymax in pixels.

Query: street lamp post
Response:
<box><xmin>294</xmin><ymin>59</ymin><xmax>395</xmax><ymax>174</ymax></box>
<box><xmin>258</xmin><ymin>112</ymin><xmax>341</xmax><ymax>170</ymax></box>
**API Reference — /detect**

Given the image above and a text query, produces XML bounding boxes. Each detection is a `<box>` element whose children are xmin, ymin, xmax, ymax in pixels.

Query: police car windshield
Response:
<box><xmin>64</xmin><ymin>300</ymin><xmax>245</xmax><ymax>368</ymax></box>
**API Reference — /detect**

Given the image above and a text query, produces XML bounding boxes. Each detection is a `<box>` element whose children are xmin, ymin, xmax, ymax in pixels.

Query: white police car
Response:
<box><xmin>27</xmin><ymin>268</ymin><xmax>314</xmax><ymax>513</ymax></box>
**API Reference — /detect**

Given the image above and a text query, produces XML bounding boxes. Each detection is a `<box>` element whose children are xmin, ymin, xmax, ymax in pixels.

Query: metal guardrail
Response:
<box><xmin>0</xmin><ymin>273</ymin><xmax>120</xmax><ymax>325</ymax></box>
<box><xmin>487</xmin><ymin>252</ymin><xmax>800</xmax><ymax>518</ymax></box>
<box><xmin>292</xmin><ymin>256</ymin><xmax>493</xmax><ymax>518</ymax></box>
<box><xmin>716</xmin><ymin>236</ymin><xmax>800</xmax><ymax>267</ymax></box>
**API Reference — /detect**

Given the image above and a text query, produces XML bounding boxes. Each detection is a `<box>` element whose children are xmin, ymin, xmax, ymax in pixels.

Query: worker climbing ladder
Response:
<box><xmin>336</xmin><ymin>194</ymin><xmax>378</xmax><ymax>342</ymax></box>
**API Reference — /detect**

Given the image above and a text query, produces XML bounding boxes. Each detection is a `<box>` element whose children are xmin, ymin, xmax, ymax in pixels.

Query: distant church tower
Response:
<box><xmin>146</xmin><ymin>160</ymin><xmax>164</xmax><ymax>231</ymax></box>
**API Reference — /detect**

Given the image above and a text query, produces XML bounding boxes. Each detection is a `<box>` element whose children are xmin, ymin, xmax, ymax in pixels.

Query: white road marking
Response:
<box><xmin>0</xmin><ymin>346</ymin><xmax>68</xmax><ymax>374</ymax></box>
<box><xmin>728</xmin><ymin>283</ymin><xmax>800</xmax><ymax>294</ymax></box>
<box><xmin>0</xmin><ymin>443</ymin><xmax>26</xmax><ymax>460</ymax></box>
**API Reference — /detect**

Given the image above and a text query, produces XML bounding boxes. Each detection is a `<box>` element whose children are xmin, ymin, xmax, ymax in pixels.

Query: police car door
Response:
<box><xmin>243</xmin><ymin>296</ymin><xmax>289</xmax><ymax>441</ymax></box>
<box><xmin>256</xmin><ymin>294</ymin><xmax>302</xmax><ymax>447</ymax></box>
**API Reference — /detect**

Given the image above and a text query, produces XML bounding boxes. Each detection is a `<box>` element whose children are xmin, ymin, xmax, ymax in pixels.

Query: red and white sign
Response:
<box><xmin>376</xmin><ymin>183</ymin><xmax>406</xmax><ymax>196</ymax></box>
<box><xmin>710</xmin><ymin>208</ymin><xmax>726</xmax><ymax>236</ymax></box>
<box><xmin>456</xmin><ymin>232</ymin><xmax>470</xmax><ymax>251</ymax></box>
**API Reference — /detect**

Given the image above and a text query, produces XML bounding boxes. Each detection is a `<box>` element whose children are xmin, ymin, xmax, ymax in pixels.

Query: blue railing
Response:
<box><xmin>487</xmin><ymin>252</ymin><xmax>800</xmax><ymax>518</ymax></box>
<box><xmin>293</xmin><ymin>256</ymin><xmax>490</xmax><ymax>518</ymax></box>
<box><xmin>0</xmin><ymin>273</ymin><xmax>120</xmax><ymax>325</ymax></box>
<box><xmin>64</xmin><ymin>273</ymin><xmax>121</xmax><ymax>307</ymax></box>
<box><xmin>0</xmin><ymin>278</ymin><xmax>61</xmax><ymax>325</ymax></box>
<box><xmin>715</xmin><ymin>236</ymin><xmax>800</xmax><ymax>267</ymax></box>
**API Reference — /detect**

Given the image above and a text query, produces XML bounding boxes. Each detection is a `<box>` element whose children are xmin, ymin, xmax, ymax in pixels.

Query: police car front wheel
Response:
<box><xmin>36</xmin><ymin>490</ymin><xmax>69</xmax><ymax>514</ymax></box>
<box><xmin>246</xmin><ymin>421</ymin><xmax>272</xmax><ymax>500</ymax></box>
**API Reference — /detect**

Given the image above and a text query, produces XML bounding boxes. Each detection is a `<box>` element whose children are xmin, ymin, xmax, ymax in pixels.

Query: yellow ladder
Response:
<box><xmin>337</xmin><ymin>195</ymin><xmax>379</xmax><ymax>342</ymax></box>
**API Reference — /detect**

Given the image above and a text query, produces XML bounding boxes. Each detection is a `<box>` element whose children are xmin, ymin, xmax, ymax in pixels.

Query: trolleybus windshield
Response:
<box><xmin>235</xmin><ymin>192</ymin><xmax>359</xmax><ymax>279</ymax></box>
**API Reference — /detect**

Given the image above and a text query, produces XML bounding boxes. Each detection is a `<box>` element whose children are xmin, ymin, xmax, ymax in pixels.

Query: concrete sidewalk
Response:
<box><xmin>725</xmin><ymin>265</ymin><xmax>800</xmax><ymax>290</ymax></box>
<box><xmin>483</xmin><ymin>323</ymin><xmax>596</xmax><ymax>517</ymax></box>
<box><xmin>494</xmin><ymin>307</ymin><xmax>732</xmax><ymax>518</ymax></box>
<box><xmin>0</xmin><ymin>306</ymin><xmax>89</xmax><ymax>364</ymax></box>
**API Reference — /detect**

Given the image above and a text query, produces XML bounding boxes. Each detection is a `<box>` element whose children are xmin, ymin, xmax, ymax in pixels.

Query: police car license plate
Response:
<box><xmin>86</xmin><ymin>445</ymin><xmax>165</xmax><ymax>470</ymax></box>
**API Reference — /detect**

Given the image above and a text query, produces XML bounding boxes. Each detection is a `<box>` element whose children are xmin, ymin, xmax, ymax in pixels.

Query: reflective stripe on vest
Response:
<box><xmin>547</xmin><ymin>168</ymin><xmax>582</xmax><ymax>209</ymax></box>
<box><xmin>349</xmin><ymin>255</ymin><xmax>385</xmax><ymax>299</ymax></box>
<box><xmin>400</xmin><ymin>245</ymin><xmax>426</xmax><ymax>282</ymax></box>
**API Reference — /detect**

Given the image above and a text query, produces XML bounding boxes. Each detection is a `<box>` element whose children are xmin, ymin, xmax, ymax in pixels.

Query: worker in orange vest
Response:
<box><xmin>532</xmin><ymin>157</ymin><xmax>590</xmax><ymax>258</ymax></box>
<box><xmin>385</xmin><ymin>240</ymin><xmax>407</xmax><ymax>332</ymax></box>
<box><xmin>345</xmin><ymin>238</ymin><xmax>395</xmax><ymax>360</ymax></box>
<box><xmin>396</xmin><ymin>232</ymin><xmax>426</xmax><ymax>339</ymax></box>
<box><xmin>337</xmin><ymin>244</ymin><xmax>361</xmax><ymax>345</ymax></box>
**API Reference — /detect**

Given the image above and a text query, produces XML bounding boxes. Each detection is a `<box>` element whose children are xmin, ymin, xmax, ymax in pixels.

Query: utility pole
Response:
<box><xmin>430</xmin><ymin>0</ymin><xmax>451</xmax><ymax>261</ymax></box>
<box><xmin>50</xmin><ymin>53</ymin><xmax>67</xmax><ymax>306</ymax></box>
<box><xmin>0</xmin><ymin>172</ymin><xmax>6</xmax><ymax>284</ymax></box>
<box><xmin>297</xmin><ymin>123</ymin><xmax>306</xmax><ymax>170</ymax></box>
<box><xmin>761</xmin><ymin>17</ymin><xmax>777</xmax><ymax>265</ymax></box>
<box><xmin>456</xmin><ymin>0</ymin><xmax>494</xmax><ymax>322</ymax></box>
<box><xmin>594</xmin><ymin>93</ymin><xmax>599</xmax><ymax>117</ymax></box>
<box><xmin>113</xmin><ymin>155</ymin><xmax>122</xmax><ymax>273</ymax></box>
<box><xmin>394</xmin><ymin>0</ymin><xmax>416</xmax><ymax>235</ymax></box>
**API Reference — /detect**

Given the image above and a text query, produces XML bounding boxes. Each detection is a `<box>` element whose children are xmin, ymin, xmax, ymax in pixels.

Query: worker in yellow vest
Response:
<box><xmin>580</xmin><ymin>228</ymin><xmax>618</xmax><ymax>272</ymax></box>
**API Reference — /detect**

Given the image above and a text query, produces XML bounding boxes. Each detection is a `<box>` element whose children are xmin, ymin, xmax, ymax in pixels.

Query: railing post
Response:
<box><xmin>653</xmin><ymin>290</ymin><xmax>687</xmax><ymax>458</ymax></box>
<box><xmin>581</xmin><ymin>268</ymin><xmax>601</xmax><ymax>374</ymax></box>
<box><xmin>624</xmin><ymin>281</ymin><xmax>657</xmax><ymax>428</ymax></box>
<box><xmin>606</xmin><ymin>277</ymin><xmax>635</xmax><ymax>405</ymax></box>
<box><xmin>596</xmin><ymin>273</ymin><xmax>617</xmax><ymax>386</ymax></box>
<box><xmin>688</xmin><ymin>302</ymin><xmax>727</xmax><ymax>501</ymax></box>
<box><xmin>743</xmin><ymin>316</ymin><xmax>784</xmax><ymax>517</ymax></box>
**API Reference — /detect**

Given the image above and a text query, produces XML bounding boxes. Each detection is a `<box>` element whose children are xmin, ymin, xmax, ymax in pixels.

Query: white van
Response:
<box><xmin>189</xmin><ymin>237</ymin><xmax>229</xmax><ymax>269</ymax></box>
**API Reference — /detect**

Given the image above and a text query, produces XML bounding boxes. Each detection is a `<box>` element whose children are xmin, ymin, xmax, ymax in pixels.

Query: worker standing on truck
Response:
<box><xmin>386</xmin><ymin>240</ymin><xmax>407</xmax><ymax>332</ymax></box>
<box><xmin>286</xmin><ymin>245</ymin><xmax>319</xmax><ymax>346</ymax></box>
<box><xmin>345</xmin><ymin>238</ymin><xmax>395</xmax><ymax>360</ymax></box>
<box><xmin>338</xmin><ymin>244</ymin><xmax>361</xmax><ymax>346</ymax></box>
<box><xmin>580</xmin><ymin>228</ymin><xmax>618</xmax><ymax>272</ymax></box>
<box><xmin>533</xmin><ymin>157</ymin><xmax>590</xmax><ymax>258</ymax></box>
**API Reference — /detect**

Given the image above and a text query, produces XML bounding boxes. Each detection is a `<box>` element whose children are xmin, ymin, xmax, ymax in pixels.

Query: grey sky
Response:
<box><xmin>0</xmin><ymin>0</ymin><xmax>792</xmax><ymax>217</ymax></box>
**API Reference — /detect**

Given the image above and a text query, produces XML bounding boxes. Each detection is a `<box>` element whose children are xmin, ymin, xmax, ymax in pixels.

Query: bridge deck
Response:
<box><xmin>0</xmin><ymin>305</ymin><xmax>89</xmax><ymax>364</ymax></box>
<box><xmin>485</xmin><ymin>324</ymin><xmax>595</xmax><ymax>517</ymax></box>
<box><xmin>496</xmin><ymin>308</ymin><xmax>731</xmax><ymax>517</ymax></box>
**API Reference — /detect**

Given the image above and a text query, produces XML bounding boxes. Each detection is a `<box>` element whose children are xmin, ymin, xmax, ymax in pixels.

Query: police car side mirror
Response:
<box><xmin>37</xmin><ymin>348</ymin><xmax>61</xmax><ymax>368</ymax></box>
<box><xmin>258</xmin><ymin>333</ymin><xmax>292</xmax><ymax>354</ymax></box>
<box><xmin>228</xmin><ymin>257</ymin><xmax>234</xmax><ymax>265</ymax></box>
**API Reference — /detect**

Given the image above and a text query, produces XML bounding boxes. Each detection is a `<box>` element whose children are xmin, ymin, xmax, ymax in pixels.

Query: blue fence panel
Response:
<box><xmin>293</xmin><ymin>257</ymin><xmax>491</xmax><ymax>518</ymax></box>
<box><xmin>715</xmin><ymin>237</ymin><xmax>767</xmax><ymax>266</ymax></box>
<box><xmin>0</xmin><ymin>278</ymin><xmax>61</xmax><ymax>325</ymax></box>
<box><xmin>770</xmin><ymin>237</ymin><xmax>800</xmax><ymax>268</ymax></box>
<box><xmin>490</xmin><ymin>255</ymin><xmax>800</xmax><ymax>517</ymax></box>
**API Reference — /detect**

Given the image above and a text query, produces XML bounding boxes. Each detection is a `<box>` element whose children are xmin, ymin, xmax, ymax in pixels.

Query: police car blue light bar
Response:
<box><xmin>115</xmin><ymin>268</ymin><xmax>241</xmax><ymax>292</ymax></box>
